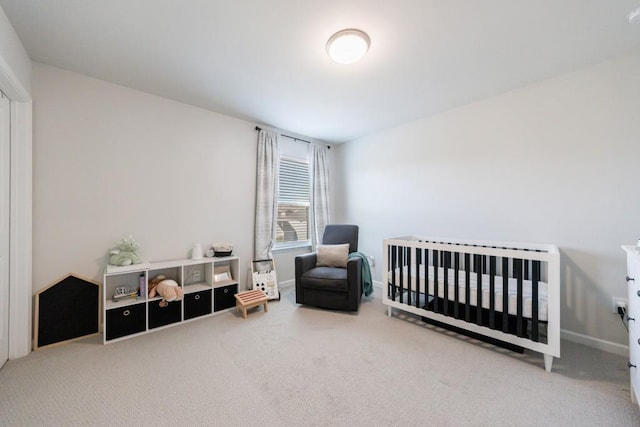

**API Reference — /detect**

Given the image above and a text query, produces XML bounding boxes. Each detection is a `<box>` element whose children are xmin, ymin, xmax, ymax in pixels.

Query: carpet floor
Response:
<box><xmin>1</xmin><ymin>288</ymin><xmax>639</xmax><ymax>426</ymax></box>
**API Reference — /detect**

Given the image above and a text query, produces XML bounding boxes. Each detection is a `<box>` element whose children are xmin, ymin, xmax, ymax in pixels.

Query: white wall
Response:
<box><xmin>32</xmin><ymin>63</ymin><xmax>259</xmax><ymax>292</ymax></box>
<box><xmin>336</xmin><ymin>49</ymin><xmax>640</xmax><ymax>348</ymax></box>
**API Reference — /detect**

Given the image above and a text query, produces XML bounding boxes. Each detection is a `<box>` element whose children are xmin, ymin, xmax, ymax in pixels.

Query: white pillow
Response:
<box><xmin>316</xmin><ymin>243</ymin><xmax>349</xmax><ymax>268</ymax></box>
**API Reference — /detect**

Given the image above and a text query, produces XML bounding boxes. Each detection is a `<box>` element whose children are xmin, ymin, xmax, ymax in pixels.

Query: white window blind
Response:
<box><xmin>276</xmin><ymin>157</ymin><xmax>310</xmax><ymax>245</ymax></box>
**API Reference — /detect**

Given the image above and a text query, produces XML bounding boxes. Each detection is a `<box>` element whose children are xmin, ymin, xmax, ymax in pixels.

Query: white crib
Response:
<box><xmin>383</xmin><ymin>236</ymin><xmax>560</xmax><ymax>371</ymax></box>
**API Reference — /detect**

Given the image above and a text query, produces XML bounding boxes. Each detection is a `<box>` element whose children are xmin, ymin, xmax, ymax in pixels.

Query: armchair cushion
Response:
<box><xmin>301</xmin><ymin>267</ymin><xmax>348</xmax><ymax>291</ymax></box>
<box><xmin>316</xmin><ymin>243</ymin><xmax>349</xmax><ymax>268</ymax></box>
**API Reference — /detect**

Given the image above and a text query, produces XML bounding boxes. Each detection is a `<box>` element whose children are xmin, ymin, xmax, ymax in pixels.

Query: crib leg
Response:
<box><xmin>544</xmin><ymin>354</ymin><xmax>553</xmax><ymax>372</ymax></box>
<box><xmin>387</xmin><ymin>306</ymin><xmax>392</xmax><ymax>317</ymax></box>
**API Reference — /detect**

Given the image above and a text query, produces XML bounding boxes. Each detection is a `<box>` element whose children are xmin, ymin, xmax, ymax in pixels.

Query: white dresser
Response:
<box><xmin>622</xmin><ymin>245</ymin><xmax>640</xmax><ymax>406</ymax></box>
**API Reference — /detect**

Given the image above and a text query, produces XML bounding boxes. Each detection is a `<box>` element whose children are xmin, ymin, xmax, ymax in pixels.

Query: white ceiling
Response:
<box><xmin>2</xmin><ymin>0</ymin><xmax>640</xmax><ymax>143</ymax></box>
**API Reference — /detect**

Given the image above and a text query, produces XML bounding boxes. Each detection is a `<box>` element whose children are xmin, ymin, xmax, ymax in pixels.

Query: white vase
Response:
<box><xmin>191</xmin><ymin>243</ymin><xmax>203</xmax><ymax>260</ymax></box>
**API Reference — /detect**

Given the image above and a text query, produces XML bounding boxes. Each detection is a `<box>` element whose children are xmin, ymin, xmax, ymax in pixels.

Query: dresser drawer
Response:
<box><xmin>184</xmin><ymin>289</ymin><xmax>212</xmax><ymax>320</ymax></box>
<box><xmin>629</xmin><ymin>286</ymin><xmax>640</xmax><ymax>324</ymax></box>
<box><xmin>105</xmin><ymin>302</ymin><xmax>146</xmax><ymax>341</ymax></box>
<box><xmin>628</xmin><ymin>266</ymin><xmax>640</xmax><ymax>316</ymax></box>
<box><xmin>630</xmin><ymin>320</ymin><xmax>640</xmax><ymax>402</ymax></box>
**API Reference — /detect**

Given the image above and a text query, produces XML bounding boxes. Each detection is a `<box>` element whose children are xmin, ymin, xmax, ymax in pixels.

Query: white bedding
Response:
<box><xmin>388</xmin><ymin>265</ymin><xmax>548</xmax><ymax>321</ymax></box>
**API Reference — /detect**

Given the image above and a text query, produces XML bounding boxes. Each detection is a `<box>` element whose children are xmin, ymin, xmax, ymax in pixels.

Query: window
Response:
<box><xmin>275</xmin><ymin>156</ymin><xmax>310</xmax><ymax>247</ymax></box>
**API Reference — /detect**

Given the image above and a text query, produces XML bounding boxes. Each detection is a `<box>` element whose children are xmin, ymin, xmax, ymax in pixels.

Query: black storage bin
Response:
<box><xmin>214</xmin><ymin>283</ymin><xmax>238</xmax><ymax>312</ymax></box>
<box><xmin>184</xmin><ymin>289</ymin><xmax>212</xmax><ymax>320</ymax></box>
<box><xmin>148</xmin><ymin>300</ymin><xmax>182</xmax><ymax>329</ymax></box>
<box><xmin>105</xmin><ymin>302</ymin><xmax>146</xmax><ymax>341</ymax></box>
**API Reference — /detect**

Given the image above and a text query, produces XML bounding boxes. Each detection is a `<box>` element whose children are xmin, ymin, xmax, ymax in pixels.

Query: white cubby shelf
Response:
<box><xmin>103</xmin><ymin>256</ymin><xmax>240</xmax><ymax>343</ymax></box>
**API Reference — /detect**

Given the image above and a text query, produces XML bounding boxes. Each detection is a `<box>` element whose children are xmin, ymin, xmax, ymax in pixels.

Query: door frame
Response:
<box><xmin>0</xmin><ymin>90</ymin><xmax>9</xmax><ymax>366</ymax></box>
<box><xmin>0</xmin><ymin>60</ymin><xmax>33</xmax><ymax>359</ymax></box>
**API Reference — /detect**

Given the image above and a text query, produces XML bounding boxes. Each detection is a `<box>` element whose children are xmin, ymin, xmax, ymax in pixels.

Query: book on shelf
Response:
<box><xmin>112</xmin><ymin>292</ymin><xmax>139</xmax><ymax>302</ymax></box>
<box><xmin>139</xmin><ymin>273</ymin><xmax>146</xmax><ymax>297</ymax></box>
<box><xmin>113</xmin><ymin>286</ymin><xmax>139</xmax><ymax>302</ymax></box>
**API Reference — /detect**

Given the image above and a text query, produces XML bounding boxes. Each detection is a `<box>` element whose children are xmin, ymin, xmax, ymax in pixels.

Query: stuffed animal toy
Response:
<box><xmin>148</xmin><ymin>275</ymin><xmax>183</xmax><ymax>307</ymax></box>
<box><xmin>109</xmin><ymin>235</ymin><xmax>142</xmax><ymax>266</ymax></box>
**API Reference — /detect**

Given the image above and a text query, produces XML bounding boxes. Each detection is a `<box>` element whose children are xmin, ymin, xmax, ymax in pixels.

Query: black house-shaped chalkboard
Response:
<box><xmin>34</xmin><ymin>273</ymin><xmax>101</xmax><ymax>349</ymax></box>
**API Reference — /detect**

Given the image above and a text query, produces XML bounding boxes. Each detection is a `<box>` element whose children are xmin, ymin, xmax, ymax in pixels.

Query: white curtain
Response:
<box><xmin>310</xmin><ymin>143</ymin><xmax>330</xmax><ymax>246</ymax></box>
<box><xmin>254</xmin><ymin>129</ymin><xmax>279</xmax><ymax>260</ymax></box>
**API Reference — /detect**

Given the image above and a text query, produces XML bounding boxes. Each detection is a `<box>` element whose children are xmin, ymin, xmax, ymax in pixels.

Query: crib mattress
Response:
<box><xmin>388</xmin><ymin>265</ymin><xmax>548</xmax><ymax>321</ymax></box>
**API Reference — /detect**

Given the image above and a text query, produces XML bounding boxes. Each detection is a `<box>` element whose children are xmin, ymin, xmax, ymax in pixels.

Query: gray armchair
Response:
<box><xmin>295</xmin><ymin>224</ymin><xmax>362</xmax><ymax>311</ymax></box>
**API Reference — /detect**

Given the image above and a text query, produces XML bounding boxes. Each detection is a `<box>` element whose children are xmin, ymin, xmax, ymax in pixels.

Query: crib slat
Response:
<box><xmin>443</xmin><ymin>251</ymin><xmax>450</xmax><ymax>316</ymax></box>
<box><xmin>465</xmin><ymin>253</ymin><xmax>471</xmax><ymax>322</ymax></box>
<box><xmin>425</xmin><ymin>249</ymin><xmax>430</xmax><ymax>311</ymax></box>
<box><xmin>482</xmin><ymin>254</ymin><xmax>487</xmax><ymax>275</ymax></box>
<box><xmin>502</xmin><ymin>257</ymin><xmax>509</xmax><ymax>333</ymax></box>
<box><xmin>489</xmin><ymin>255</ymin><xmax>496</xmax><ymax>329</ymax></box>
<box><xmin>390</xmin><ymin>245</ymin><xmax>396</xmax><ymax>301</ymax></box>
<box><xmin>398</xmin><ymin>246</ymin><xmax>403</xmax><ymax>299</ymax></box>
<box><xmin>399</xmin><ymin>246</ymin><xmax>404</xmax><ymax>304</ymax></box>
<box><xmin>433</xmin><ymin>250</ymin><xmax>439</xmax><ymax>313</ymax></box>
<box><xmin>415</xmin><ymin>247</ymin><xmax>421</xmax><ymax>308</ymax></box>
<box><xmin>475</xmin><ymin>254</ymin><xmax>482</xmax><ymax>326</ymax></box>
<box><xmin>515</xmin><ymin>258</ymin><xmax>524</xmax><ymax>337</ymax></box>
<box><xmin>407</xmin><ymin>247</ymin><xmax>412</xmax><ymax>306</ymax></box>
<box><xmin>532</xmin><ymin>260</ymin><xmax>540</xmax><ymax>342</ymax></box>
<box><xmin>454</xmin><ymin>252</ymin><xmax>460</xmax><ymax>319</ymax></box>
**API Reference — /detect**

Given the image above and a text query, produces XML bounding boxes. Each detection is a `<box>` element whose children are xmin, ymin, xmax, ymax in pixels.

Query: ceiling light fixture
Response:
<box><xmin>326</xmin><ymin>29</ymin><xmax>370</xmax><ymax>64</ymax></box>
<box><xmin>629</xmin><ymin>7</ymin><xmax>640</xmax><ymax>24</ymax></box>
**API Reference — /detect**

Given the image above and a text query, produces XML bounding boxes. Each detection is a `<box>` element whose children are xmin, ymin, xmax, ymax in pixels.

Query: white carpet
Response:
<box><xmin>0</xmin><ymin>288</ymin><xmax>638</xmax><ymax>426</ymax></box>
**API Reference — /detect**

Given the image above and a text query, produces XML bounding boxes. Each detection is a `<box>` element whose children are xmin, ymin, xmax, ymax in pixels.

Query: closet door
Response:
<box><xmin>0</xmin><ymin>91</ymin><xmax>9</xmax><ymax>368</ymax></box>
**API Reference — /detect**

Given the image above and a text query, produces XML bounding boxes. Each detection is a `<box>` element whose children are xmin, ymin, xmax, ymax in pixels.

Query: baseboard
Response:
<box><xmin>561</xmin><ymin>329</ymin><xmax>628</xmax><ymax>357</ymax></box>
<box><xmin>374</xmin><ymin>280</ymin><xmax>628</xmax><ymax>357</ymax></box>
<box><xmin>279</xmin><ymin>279</ymin><xmax>294</xmax><ymax>289</ymax></box>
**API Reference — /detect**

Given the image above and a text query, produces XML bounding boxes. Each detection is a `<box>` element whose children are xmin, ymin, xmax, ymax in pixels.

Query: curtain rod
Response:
<box><xmin>255</xmin><ymin>126</ymin><xmax>330</xmax><ymax>149</ymax></box>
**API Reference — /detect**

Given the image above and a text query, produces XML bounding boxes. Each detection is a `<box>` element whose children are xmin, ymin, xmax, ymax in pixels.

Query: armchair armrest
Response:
<box><xmin>347</xmin><ymin>256</ymin><xmax>362</xmax><ymax>284</ymax></box>
<box><xmin>345</xmin><ymin>257</ymin><xmax>363</xmax><ymax>310</ymax></box>
<box><xmin>295</xmin><ymin>252</ymin><xmax>317</xmax><ymax>280</ymax></box>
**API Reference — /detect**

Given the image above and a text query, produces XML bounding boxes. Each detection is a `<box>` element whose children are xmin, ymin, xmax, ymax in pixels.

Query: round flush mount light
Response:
<box><xmin>326</xmin><ymin>29</ymin><xmax>370</xmax><ymax>64</ymax></box>
<box><xmin>629</xmin><ymin>7</ymin><xmax>640</xmax><ymax>24</ymax></box>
